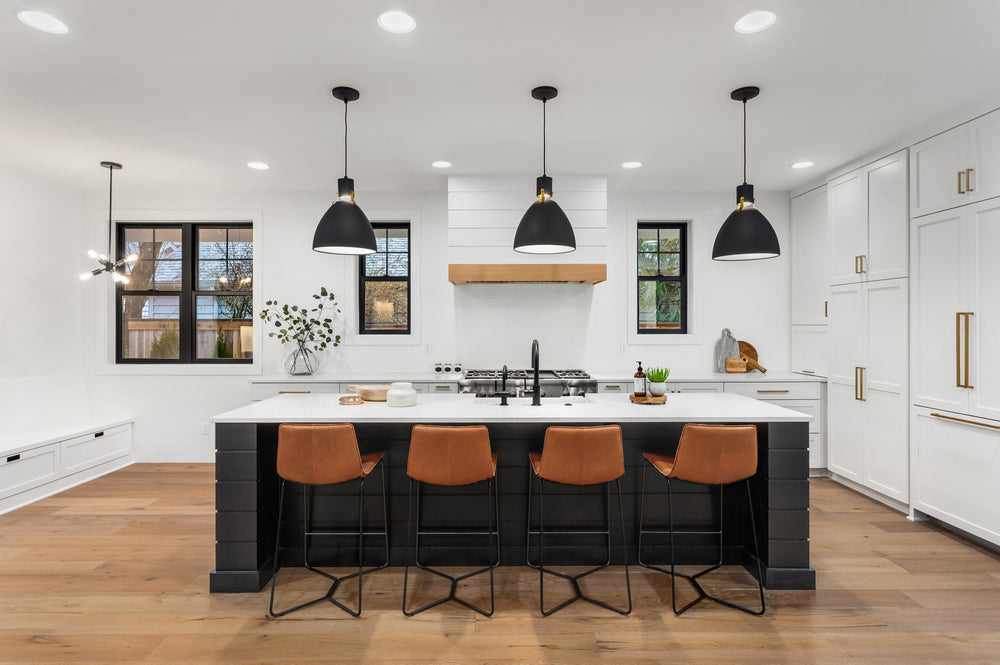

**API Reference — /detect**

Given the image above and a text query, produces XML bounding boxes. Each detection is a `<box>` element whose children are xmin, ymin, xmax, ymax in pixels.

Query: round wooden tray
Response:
<box><xmin>630</xmin><ymin>394</ymin><xmax>667</xmax><ymax>405</ymax></box>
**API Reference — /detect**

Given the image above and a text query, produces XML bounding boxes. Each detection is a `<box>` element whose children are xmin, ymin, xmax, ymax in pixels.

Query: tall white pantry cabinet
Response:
<box><xmin>824</xmin><ymin>150</ymin><xmax>910</xmax><ymax>503</ymax></box>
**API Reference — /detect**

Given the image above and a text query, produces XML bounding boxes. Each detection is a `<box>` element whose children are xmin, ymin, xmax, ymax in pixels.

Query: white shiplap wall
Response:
<box><xmin>447</xmin><ymin>175</ymin><xmax>607</xmax><ymax>263</ymax></box>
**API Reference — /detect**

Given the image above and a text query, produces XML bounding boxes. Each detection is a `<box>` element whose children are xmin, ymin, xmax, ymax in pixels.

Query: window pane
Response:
<box><xmin>363</xmin><ymin>281</ymin><xmax>408</xmax><ymax>331</ymax></box>
<box><xmin>638</xmin><ymin>228</ymin><xmax>658</xmax><ymax>253</ymax></box>
<box><xmin>658</xmin><ymin>253</ymin><xmax>680</xmax><ymax>276</ymax></box>
<box><xmin>365</xmin><ymin>254</ymin><xmax>387</xmax><ymax>277</ymax></box>
<box><xmin>386</xmin><ymin>227</ymin><xmax>408</xmax><ymax>252</ymax></box>
<box><xmin>638</xmin><ymin>281</ymin><xmax>657</xmax><ymax>329</ymax></box>
<box><xmin>121</xmin><ymin>295</ymin><xmax>180</xmax><ymax>359</ymax></box>
<box><xmin>638</xmin><ymin>253</ymin><xmax>658</xmax><ymax>276</ymax></box>
<box><xmin>229</xmin><ymin>228</ymin><xmax>253</xmax><ymax>260</ymax></box>
<box><xmin>387</xmin><ymin>252</ymin><xmax>409</xmax><ymax>277</ymax></box>
<box><xmin>195</xmin><ymin>295</ymin><xmax>253</xmax><ymax>359</ymax></box>
<box><xmin>198</xmin><ymin>260</ymin><xmax>227</xmax><ymax>290</ymax></box>
<box><xmin>658</xmin><ymin>228</ymin><xmax>681</xmax><ymax>253</ymax></box>
<box><xmin>152</xmin><ymin>260</ymin><xmax>182</xmax><ymax>290</ymax></box>
<box><xmin>374</xmin><ymin>228</ymin><xmax>389</xmax><ymax>253</ymax></box>
<box><xmin>656</xmin><ymin>281</ymin><xmax>682</xmax><ymax>328</ymax></box>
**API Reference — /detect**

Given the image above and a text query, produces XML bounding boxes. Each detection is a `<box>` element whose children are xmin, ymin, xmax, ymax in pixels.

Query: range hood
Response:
<box><xmin>448</xmin><ymin>264</ymin><xmax>606</xmax><ymax>284</ymax></box>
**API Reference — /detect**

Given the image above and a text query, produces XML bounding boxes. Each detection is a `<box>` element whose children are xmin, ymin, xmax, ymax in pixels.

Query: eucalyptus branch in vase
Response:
<box><xmin>259</xmin><ymin>287</ymin><xmax>342</xmax><ymax>375</ymax></box>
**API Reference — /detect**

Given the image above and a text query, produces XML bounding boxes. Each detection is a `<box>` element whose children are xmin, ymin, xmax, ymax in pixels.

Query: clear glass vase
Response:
<box><xmin>284</xmin><ymin>342</ymin><xmax>319</xmax><ymax>376</ymax></box>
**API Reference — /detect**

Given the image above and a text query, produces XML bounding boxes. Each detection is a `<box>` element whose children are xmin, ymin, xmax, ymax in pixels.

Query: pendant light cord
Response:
<box><xmin>343</xmin><ymin>99</ymin><xmax>349</xmax><ymax>178</ymax></box>
<box><xmin>542</xmin><ymin>98</ymin><xmax>547</xmax><ymax>176</ymax></box>
<box><xmin>107</xmin><ymin>166</ymin><xmax>114</xmax><ymax>257</ymax></box>
<box><xmin>742</xmin><ymin>99</ymin><xmax>748</xmax><ymax>185</ymax></box>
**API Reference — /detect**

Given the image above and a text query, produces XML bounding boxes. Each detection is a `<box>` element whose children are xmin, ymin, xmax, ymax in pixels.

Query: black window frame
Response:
<box><xmin>115</xmin><ymin>222</ymin><xmax>253</xmax><ymax>364</ymax></box>
<box><xmin>358</xmin><ymin>222</ymin><xmax>411</xmax><ymax>335</ymax></box>
<box><xmin>636</xmin><ymin>221</ymin><xmax>688</xmax><ymax>335</ymax></box>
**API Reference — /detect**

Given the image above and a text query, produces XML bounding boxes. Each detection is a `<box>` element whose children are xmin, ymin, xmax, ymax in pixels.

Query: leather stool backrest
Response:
<box><xmin>277</xmin><ymin>423</ymin><xmax>364</xmax><ymax>485</ymax></box>
<box><xmin>537</xmin><ymin>425</ymin><xmax>624</xmax><ymax>486</ymax></box>
<box><xmin>407</xmin><ymin>425</ymin><xmax>494</xmax><ymax>486</ymax></box>
<box><xmin>669</xmin><ymin>424</ymin><xmax>758</xmax><ymax>485</ymax></box>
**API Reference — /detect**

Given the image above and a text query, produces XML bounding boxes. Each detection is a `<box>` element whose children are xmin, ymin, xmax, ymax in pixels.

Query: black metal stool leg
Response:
<box><xmin>530</xmin><ymin>476</ymin><xmax>631</xmax><ymax>616</ymax></box>
<box><xmin>402</xmin><ymin>477</ymin><xmax>498</xmax><ymax>617</ymax></box>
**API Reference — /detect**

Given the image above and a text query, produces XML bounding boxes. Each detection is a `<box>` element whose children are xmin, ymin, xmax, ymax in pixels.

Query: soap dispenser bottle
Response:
<box><xmin>634</xmin><ymin>361</ymin><xmax>646</xmax><ymax>397</ymax></box>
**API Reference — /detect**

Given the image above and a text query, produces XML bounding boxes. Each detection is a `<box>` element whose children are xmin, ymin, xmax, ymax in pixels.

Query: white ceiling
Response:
<box><xmin>3</xmin><ymin>0</ymin><xmax>1000</xmax><ymax>195</ymax></box>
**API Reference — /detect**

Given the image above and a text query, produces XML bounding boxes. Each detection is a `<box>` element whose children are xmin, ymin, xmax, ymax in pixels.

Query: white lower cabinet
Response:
<box><xmin>667</xmin><ymin>382</ymin><xmax>723</xmax><ymax>394</ymax></box>
<box><xmin>723</xmin><ymin>381</ymin><xmax>826</xmax><ymax>469</ymax></box>
<box><xmin>0</xmin><ymin>443</ymin><xmax>60</xmax><ymax>497</ymax></box>
<box><xmin>250</xmin><ymin>382</ymin><xmax>341</xmax><ymax>401</ymax></box>
<box><xmin>598</xmin><ymin>382</ymin><xmax>628</xmax><ymax>393</ymax></box>
<box><xmin>912</xmin><ymin>406</ymin><xmax>1000</xmax><ymax>546</ymax></box>
<box><xmin>827</xmin><ymin>278</ymin><xmax>909</xmax><ymax>502</ymax></box>
<box><xmin>61</xmin><ymin>425</ymin><xmax>131</xmax><ymax>474</ymax></box>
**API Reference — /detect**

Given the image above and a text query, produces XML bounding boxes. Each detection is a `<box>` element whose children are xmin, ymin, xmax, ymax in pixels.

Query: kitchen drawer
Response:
<box><xmin>61</xmin><ymin>424</ymin><xmax>131</xmax><ymax>474</ymax></box>
<box><xmin>420</xmin><ymin>382</ymin><xmax>458</xmax><ymax>394</ymax></box>
<box><xmin>724</xmin><ymin>382</ymin><xmax>821</xmax><ymax>400</ymax></box>
<box><xmin>598</xmin><ymin>382</ymin><xmax>628</xmax><ymax>393</ymax></box>
<box><xmin>250</xmin><ymin>382</ymin><xmax>341</xmax><ymax>400</ymax></box>
<box><xmin>0</xmin><ymin>443</ymin><xmax>59</xmax><ymax>498</ymax></box>
<box><xmin>668</xmin><ymin>382</ymin><xmax>723</xmax><ymax>394</ymax></box>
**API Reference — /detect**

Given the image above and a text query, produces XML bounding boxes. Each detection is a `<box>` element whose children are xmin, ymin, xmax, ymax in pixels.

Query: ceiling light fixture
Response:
<box><xmin>312</xmin><ymin>87</ymin><xmax>377</xmax><ymax>255</ymax></box>
<box><xmin>377</xmin><ymin>10</ymin><xmax>416</xmax><ymax>33</ymax></box>
<box><xmin>712</xmin><ymin>86</ymin><xmax>780</xmax><ymax>261</ymax></box>
<box><xmin>80</xmin><ymin>162</ymin><xmax>137</xmax><ymax>282</ymax></box>
<box><xmin>431</xmin><ymin>161</ymin><xmax>452</xmax><ymax>168</ymax></box>
<box><xmin>622</xmin><ymin>161</ymin><xmax>643</xmax><ymax>169</ymax></box>
<box><xmin>17</xmin><ymin>10</ymin><xmax>68</xmax><ymax>34</ymax></box>
<box><xmin>513</xmin><ymin>86</ymin><xmax>576</xmax><ymax>254</ymax></box>
<box><xmin>734</xmin><ymin>11</ymin><xmax>777</xmax><ymax>34</ymax></box>
<box><xmin>246</xmin><ymin>161</ymin><xmax>270</xmax><ymax>170</ymax></box>
<box><xmin>791</xmin><ymin>161</ymin><xmax>815</xmax><ymax>169</ymax></box>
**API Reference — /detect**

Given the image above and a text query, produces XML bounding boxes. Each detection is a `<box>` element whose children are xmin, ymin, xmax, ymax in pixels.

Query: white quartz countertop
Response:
<box><xmin>590</xmin><ymin>371</ymin><xmax>823</xmax><ymax>383</ymax></box>
<box><xmin>212</xmin><ymin>392</ymin><xmax>812</xmax><ymax>424</ymax></box>
<box><xmin>250</xmin><ymin>371</ymin><xmax>823</xmax><ymax>384</ymax></box>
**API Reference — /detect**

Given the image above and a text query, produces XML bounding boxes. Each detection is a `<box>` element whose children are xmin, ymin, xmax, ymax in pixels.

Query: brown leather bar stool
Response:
<box><xmin>637</xmin><ymin>423</ymin><xmax>765</xmax><ymax>615</ymax></box>
<box><xmin>268</xmin><ymin>423</ymin><xmax>388</xmax><ymax>618</ymax></box>
<box><xmin>526</xmin><ymin>425</ymin><xmax>632</xmax><ymax>616</ymax></box>
<box><xmin>403</xmin><ymin>425</ymin><xmax>499</xmax><ymax>616</ymax></box>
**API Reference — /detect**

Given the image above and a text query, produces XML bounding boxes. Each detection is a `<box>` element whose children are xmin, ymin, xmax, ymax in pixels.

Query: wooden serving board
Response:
<box><xmin>630</xmin><ymin>394</ymin><xmax>667</xmax><ymax>405</ymax></box>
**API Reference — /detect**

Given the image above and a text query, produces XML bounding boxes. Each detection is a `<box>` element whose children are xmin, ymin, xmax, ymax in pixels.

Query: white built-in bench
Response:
<box><xmin>0</xmin><ymin>373</ymin><xmax>133</xmax><ymax>514</ymax></box>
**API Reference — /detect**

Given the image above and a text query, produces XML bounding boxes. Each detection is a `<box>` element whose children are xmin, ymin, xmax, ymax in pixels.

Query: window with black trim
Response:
<box><xmin>637</xmin><ymin>222</ymin><xmax>687</xmax><ymax>334</ymax></box>
<box><xmin>359</xmin><ymin>223</ymin><xmax>410</xmax><ymax>334</ymax></box>
<box><xmin>116</xmin><ymin>223</ymin><xmax>253</xmax><ymax>362</ymax></box>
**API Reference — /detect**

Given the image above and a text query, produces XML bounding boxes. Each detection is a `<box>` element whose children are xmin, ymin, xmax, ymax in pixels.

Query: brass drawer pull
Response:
<box><xmin>956</xmin><ymin>312</ymin><xmax>975</xmax><ymax>389</ymax></box>
<box><xmin>801</xmin><ymin>370</ymin><xmax>816</xmax><ymax>374</ymax></box>
<box><xmin>966</xmin><ymin>168</ymin><xmax>974</xmax><ymax>192</ymax></box>
<box><xmin>958</xmin><ymin>170</ymin><xmax>966</xmax><ymax>194</ymax></box>
<box><xmin>278</xmin><ymin>390</ymin><xmax>311</xmax><ymax>394</ymax></box>
<box><xmin>931</xmin><ymin>412</ymin><xmax>1000</xmax><ymax>430</ymax></box>
<box><xmin>757</xmin><ymin>389</ymin><xmax>790</xmax><ymax>393</ymax></box>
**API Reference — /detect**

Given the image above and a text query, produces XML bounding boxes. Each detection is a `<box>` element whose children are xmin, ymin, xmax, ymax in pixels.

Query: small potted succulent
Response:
<box><xmin>259</xmin><ymin>287</ymin><xmax>342</xmax><ymax>375</ymax></box>
<box><xmin>646</xmin><ymin>366</ymin><xmax>670</xmax><ymax>397</ymax></box>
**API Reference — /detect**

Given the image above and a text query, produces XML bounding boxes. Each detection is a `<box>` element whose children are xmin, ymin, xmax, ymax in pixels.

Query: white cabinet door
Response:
<box><xmin>669</xmin><ymin>382</ymin><xmax>723</xmax><ymax>394</ymax></box>
<box><xmin>791</xmin><ymin>185</ymin><xmax>830</xmax><ymax>324</ymax></box>
<box><xmin>913</xmin><ymin>407</ymin><xmax>1000</xmax><ymax>546</ymax></box>
<box><xmin>866</xmin><ymin>150</ymin><xmax>909</xmax><ymax>281</ymax></box>
<box><xmin>791</xmin><ymin>325</ymin><xmax>828</xmax><ymax>377</ymax></box>
<box><xmin>826</xmin><ymin>283</ymin><xmax>865</xmax><ymax>483</ymax></box>
<box><xmin>968</xmin><ymin>200</ymin><xmax>1000</xmax><ymax>421</ymax></box>
<box><xmin>828</xmin><ymin>171</ymin><xmax>867</xmax><ymax>285</ymax></box>
<box><xmin>862</xmin><ymin>279</ymin><xmax>908</xmax><ymax>501</ymax></box>
<box><xmin>967</xmin><ymin>108</ymin><xmax>1000</xmax><ymax>205</ymax></box>
<box><xmin>910</xmin><ymin>125</ymin><xmax>967</xmax><ymax>218</ymax></box>
<box><xmin>910</xmin><ymin>209</ymin><xmax>968</xmax><ymax>413</ymax></box>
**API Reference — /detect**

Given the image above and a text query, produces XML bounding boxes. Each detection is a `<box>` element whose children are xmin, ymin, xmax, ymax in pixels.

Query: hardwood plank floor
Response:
<box><xmin>1</xmin><ymin>464</ymin><xmax>998</xmax><ymax>663</ymax></box>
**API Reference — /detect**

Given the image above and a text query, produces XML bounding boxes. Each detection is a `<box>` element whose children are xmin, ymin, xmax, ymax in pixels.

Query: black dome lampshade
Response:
<box><xmin>514</xmin><ymin>86</ymin><xmax>576</xmax><ymax>254</ymax></box>
<box><xmin>313</xmin><ymin>86</ymin><xmax>377</xmax><ymax>255</ymax></box>
<box><xmin>712</xmin><ymin>86</ymin><xmax>780</xmax><ymax>261</ymax></box>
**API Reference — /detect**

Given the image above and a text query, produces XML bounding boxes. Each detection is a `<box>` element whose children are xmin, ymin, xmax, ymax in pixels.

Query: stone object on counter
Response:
<box><xmin>716</xmin><ymin>328</ymin><xmax>740</xmax><ymax>372</ymax></box>
<box><xmin>386</xmin><ymin>382</ymin><xmax>418</xmax><ymax>407</ymax></box>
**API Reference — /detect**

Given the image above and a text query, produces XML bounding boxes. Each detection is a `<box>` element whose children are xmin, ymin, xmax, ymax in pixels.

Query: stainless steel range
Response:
<box><xmin>459</xmin><ymin>367</ymin><xmax>597</xmax><ymax>398</ymax></box>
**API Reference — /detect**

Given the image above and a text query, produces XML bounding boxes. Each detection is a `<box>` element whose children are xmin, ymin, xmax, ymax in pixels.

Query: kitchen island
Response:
<box><xmin>211</xmin><ymin>392</ymin><xmax>814</xmax><ymax>592</ymax></box>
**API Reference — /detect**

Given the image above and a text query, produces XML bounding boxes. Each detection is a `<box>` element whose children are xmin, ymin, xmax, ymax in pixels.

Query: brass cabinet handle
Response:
<box><xmin>825</xmin><ymin>300</ymin><xmax>828</xmax><ymax>317</ymax></box>
<box><xmin>278</xmin><ymin>390</ymin><xmax>311</xmax><ymax>394</ymax></box>
<box><xmin>860</xmin><ymin>255</ymin><xmax>867</xmax><ymax>273</ymax></box>
<box><xmin>854</xmin><ymin>256</ymin><xmax>861</xmax><ymax>274</ymax></box>
<box><xmin>855</xmin><ymin>367</ymin><xmax>866</xmax><ymax>401</ymax></box>
<box><xmin>958</xmin><ymin>171</ymin><xmax>966</xmax><ymax>194</ymax></box>
<box><xmin>855</xmin><ymin>367</ymin><xmax>860</xmax><ymax>400</ymax></box>
<box><xmin>964</xmin><ymin>312</ymin><xmax>974</xmax><ymax>389</ymax></box>
<box><xmin>966</xmin><ymin>168</ymin><xmax>974</xmax><ymax>192</ymax></box>
<box><xmin>956</xmin><ymin>312</ymin><xmax>975</xmax><ymax>389</ymax></box>
<box><xmin>931</xmin><ymin>412</ymin><xmax>999</xmax><ymax>430</ymax></box>
<box><xmin>757</xmin><ymin>389</ymin><xmax>790</xmax><ymax>393</ymax></box>
<box><xmin>860</xmin><ymin>367</ymin><xmax>866</xmax><ymax>401</ymax></box>
<box><xmin>801</xmin><ymin>370</ymin><xmax>816</xmax><ymax>374</ymax></box>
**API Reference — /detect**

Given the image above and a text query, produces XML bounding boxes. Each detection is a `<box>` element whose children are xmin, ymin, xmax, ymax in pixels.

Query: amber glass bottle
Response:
<box><xmin>634</xmin><ymin>361</ymin><xmax>646</xmax><ymax>397</ymax></box>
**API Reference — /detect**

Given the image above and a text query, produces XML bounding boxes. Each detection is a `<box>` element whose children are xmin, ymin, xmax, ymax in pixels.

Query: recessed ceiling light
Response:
<box><xmin>621</xmin><ymin>161</ymin><xmax>643</xmax><ymax>169</ymax></box>
<box><xmin>791</xmin><ymin>161</ymin><xmax>815</xmax><ymax>170</ymax></box>
<box><xmin>431</xmin><ymin>161</ymin><xmax>452</xmax><ymax>168</ymax></box>
<box><xmin>17</xmin><ymin>10</ymin><xmax>69</xmax><ymax>34</ymax></box>
<box><xmin>377</xmin><ymin>11</ymin><xmax>416</xmax><ymax>33</ymax></box>
<box><xmin>246</xmin><ymin>161</ymin><xmax>270</xmax><ymax>170</ymax></box>
<box><xmin>734</xmin><ymin>10</ymin><xmax>776</xmax><ymax>34</ymax></box>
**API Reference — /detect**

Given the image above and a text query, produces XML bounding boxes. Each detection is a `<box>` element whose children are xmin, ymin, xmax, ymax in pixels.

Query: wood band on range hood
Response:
<box><xmin>448</xmin><ymin>264</ymin><xmax>606</xmax><ymax>284</ymax></box>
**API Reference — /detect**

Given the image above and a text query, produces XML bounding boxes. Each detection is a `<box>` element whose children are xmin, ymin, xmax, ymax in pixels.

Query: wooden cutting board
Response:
<box><xmin>737</xmin><ymin>341</ymin><xmax>767</xmax><ymax>373</ymax></box>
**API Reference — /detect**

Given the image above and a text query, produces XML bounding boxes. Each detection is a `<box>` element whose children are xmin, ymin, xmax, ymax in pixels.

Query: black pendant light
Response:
<box><xmin>312</xmin><ymin>86</ymin><xmax>377</xmax><ymax>255</ymax></box>
<box><xmin>513</xmin><ymin>86</ymin><xmax>576</xmax><ymax>254</ymax></box>
<box><xmin>712</xmin><ymin>86</ymin><xmax>780</xmax><ymax>261</ymax></box>
<box><xmin>80</xmin><ymin>161</ymin><xmax>137</xmax><ymax>283</ymax></box>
